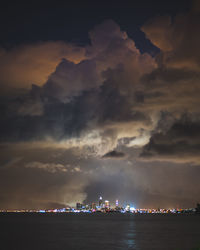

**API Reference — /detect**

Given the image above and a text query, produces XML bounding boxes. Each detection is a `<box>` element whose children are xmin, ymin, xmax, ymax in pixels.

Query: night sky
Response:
<box><xmin>0</xmin><ymin>0</ymin><xmax>200</xmax><ymax>209</ymax></box>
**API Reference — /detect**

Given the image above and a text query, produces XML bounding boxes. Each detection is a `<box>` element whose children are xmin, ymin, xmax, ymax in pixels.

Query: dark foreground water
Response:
<box><xmin>0</xmin><ymin>213</ymin><xmax>200</xmax><ymax>250</ymax></box>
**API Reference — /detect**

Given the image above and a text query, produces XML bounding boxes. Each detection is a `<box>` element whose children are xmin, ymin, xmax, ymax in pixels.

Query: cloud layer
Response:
<box><xmin>1</xmin><ymin>10</ymin><xmax>200</xmax><ymax>209</ymax></box>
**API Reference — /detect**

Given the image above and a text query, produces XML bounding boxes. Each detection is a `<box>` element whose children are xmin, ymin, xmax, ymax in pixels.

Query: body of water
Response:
<box><xmin>0</xmin><ymin>213</ymin><xmax>200</xmax><ymax>250</ymax></box>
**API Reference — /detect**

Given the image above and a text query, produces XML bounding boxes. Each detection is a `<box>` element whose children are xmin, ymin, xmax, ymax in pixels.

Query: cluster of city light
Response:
<box><xmin>0</xmin><ymin>196</ymin><xmax>197</xmax><ymax>214</ymax></box>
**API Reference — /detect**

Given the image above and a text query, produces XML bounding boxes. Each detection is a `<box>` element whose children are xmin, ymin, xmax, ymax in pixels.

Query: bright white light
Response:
<box><xmin>127</xmin><ymin>135</ymin><xmax>150</xmax><ymax>147</ymax></box>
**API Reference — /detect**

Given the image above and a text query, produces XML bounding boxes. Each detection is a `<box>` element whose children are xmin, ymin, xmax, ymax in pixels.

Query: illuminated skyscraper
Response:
<box><xmin>105</xmin><ymin>200</ymin><xmax>110</xmax><ymax>209</ymax></box>
<box><xmin>99</xmin><ymin>196</ymin><xmax>103</xmax><ymax>208</ymax></box>
<box><xmin>125</xmin><ymin>204</ymin><xmax>130</xmax><ymax>212</ymax></box>
<box><xmin>116</xmin><ymin>199</ymin><xmax>119</xmax><ymax>207</ymax></box>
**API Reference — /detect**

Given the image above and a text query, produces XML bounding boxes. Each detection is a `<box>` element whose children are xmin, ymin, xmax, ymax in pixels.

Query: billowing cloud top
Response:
<box><xmin>1</xmin><ymin>12</ymin><xmax>200</xmax><ymax>209</ymax></box>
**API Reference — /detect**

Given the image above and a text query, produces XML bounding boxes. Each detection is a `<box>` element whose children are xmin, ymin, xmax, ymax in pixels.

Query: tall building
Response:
<box><xmin>105</xmin><ymin>200</ymin><xmax>110</xmax><ymax>209</ymax></box>
<box><xmin>125</xmin><ymin>204</ymin><xmax>130</xmax><ymax>212</ymax></box>
<box><xmin>116</xmin><ymin>199</ymin><xmax>119</xmax><ymax>207</ymax></box>
<box><xmin>76</xmin><ymin>203</ymin><xmax>82</xmax><ymax>210</ymax></box>
<box><xmin>99</xmin><ymin>196</ymin><xmax>103</xmax><ymax>208</ymax></box>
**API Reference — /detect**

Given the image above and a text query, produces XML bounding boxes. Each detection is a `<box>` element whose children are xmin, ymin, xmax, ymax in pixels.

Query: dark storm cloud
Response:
<box><xmin>102</xmin><ymin>150</ymin><xmax>125</xmax><ymax>159</ymax></box>
<box><xmin>142</xmin><ymin>67</ymin><xmax>200</xmax><ymax>85</ymax></box>
<box><xmin>136</xmin><ymin>3</ymin><xmax>200</xmax><ymax>166</ymax></box>
<box><xmin>43</xmin><ymin>58</ymin><xmax>100</xmax><ymax>102</ymax></box>
<box><xmin>138</xmin><ymin>69</ymin><xmax>200</xmax><ymax>117</ymax></box>
<box><xmin>140</xmin><ymin>115</ymin><xmax>200</xmax><ymax>164</ymax></box>
<box><xmin>139</xmin><ymin>4</ymin><xmax>200</xmax><ymax>115</ymax></box>
<box><xmin>0</xmin><ymin>20</ymin><xmax>154</xmax><ymax>144</ymax></box>
<box><xmin>0</xmin><ymin>76</ymin><xmax>151</xmax><ymax>143</ymax></box>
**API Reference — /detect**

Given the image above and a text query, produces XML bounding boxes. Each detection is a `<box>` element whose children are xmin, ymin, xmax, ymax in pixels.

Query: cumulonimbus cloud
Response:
<box><xmin>1</xmin><ymin>10</ymin><xmax>200</xmax><ymax>209</ymax></box>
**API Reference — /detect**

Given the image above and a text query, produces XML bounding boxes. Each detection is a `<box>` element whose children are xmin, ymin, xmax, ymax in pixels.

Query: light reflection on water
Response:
<box><xmin>123</xmin><ymin>218</ymin><xmax>137</xmax><ymax>249</ymax></box>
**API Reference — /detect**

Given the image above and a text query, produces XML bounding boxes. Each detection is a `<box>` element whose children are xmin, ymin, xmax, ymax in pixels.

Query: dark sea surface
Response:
<box><xmin>0</xmin><ymin>213</ymin><xmax>200</xmax><ymax>250</ymax></box>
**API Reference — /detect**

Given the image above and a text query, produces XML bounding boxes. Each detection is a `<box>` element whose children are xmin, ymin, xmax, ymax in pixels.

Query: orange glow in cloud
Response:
<box><xmin>0</xmin><ymin>41</ymin><xmax>85</xmax><ymax>92</ymax></box>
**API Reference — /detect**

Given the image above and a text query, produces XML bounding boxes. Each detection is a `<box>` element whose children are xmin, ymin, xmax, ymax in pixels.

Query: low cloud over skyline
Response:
<box><xmin>1</xmin><ymin>5</ymin><xmax>200</xmax><ymax>209</ymax></box>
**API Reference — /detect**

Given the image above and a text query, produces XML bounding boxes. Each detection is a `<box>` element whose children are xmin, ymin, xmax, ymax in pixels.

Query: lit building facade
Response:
<box><xmin>99</xmin><ymin>196</ymin><xmax>103</xmax><ymax>208</ymax></box>
<box><xmin>105</xmin><ymin>200</ymin><xmax>110</xmax><ymax>209</ymax></box>
<box><xmin>116</xmin><ymin>199</ymin><xmax>119</xmax><ymax>207</ymax></box>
